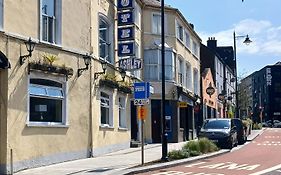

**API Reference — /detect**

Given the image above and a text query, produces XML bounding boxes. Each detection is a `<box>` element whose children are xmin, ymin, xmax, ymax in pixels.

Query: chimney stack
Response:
<box><xmin>207</xmin><ymin>37</ymin><xmax>217</xmax><ymax>49</ymax></box>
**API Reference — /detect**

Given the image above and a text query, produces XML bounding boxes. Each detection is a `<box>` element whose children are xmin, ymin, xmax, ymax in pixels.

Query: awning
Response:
<box><xmin>0</xmin><ymin>51</ymin><xmax>11</xmax><ymax>69</ymax></box>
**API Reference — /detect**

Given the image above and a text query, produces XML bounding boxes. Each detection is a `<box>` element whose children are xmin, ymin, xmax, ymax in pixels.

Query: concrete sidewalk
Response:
<box><xmin>15</xmin><ymin>129</ymin><xmax>264</xmax><ymax>175</ymax></box>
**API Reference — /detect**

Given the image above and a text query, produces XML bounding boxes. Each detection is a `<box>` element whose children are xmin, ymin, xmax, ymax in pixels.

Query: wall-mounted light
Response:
<box><xmin>118</xmin><ymin>68</ymin><xmax>126</xmax><ymax>82</ymax></box>
<box><xmin>78</xmin><ymin>55</ymin><xmax>91</xmax><ymax>77</ymax></box>
<box><xmin>94</xmin><ymin>60</ymin><xmax>107</xmax><ymax>79</ymax></box>
<box><xmin>19</xmin><ymin>37</ymin><xmax>36</xmax><ymax>65</ymax></box>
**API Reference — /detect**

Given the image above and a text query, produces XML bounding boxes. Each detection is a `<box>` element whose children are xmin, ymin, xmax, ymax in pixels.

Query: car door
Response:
<box><xmin>231</xmin><ymin>120</ymin><xmax>238</xmax><ymax>144</ymax></box>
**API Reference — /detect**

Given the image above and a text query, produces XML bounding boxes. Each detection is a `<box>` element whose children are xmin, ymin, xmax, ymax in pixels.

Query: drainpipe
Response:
<box><xmin>89</xmin><ymin>0</ymin><xmax>94</xmax><ymax>157</ymax></box>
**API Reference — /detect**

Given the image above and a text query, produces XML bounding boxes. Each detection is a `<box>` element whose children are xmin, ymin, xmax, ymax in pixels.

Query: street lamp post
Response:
<box><xmin>161</xmin><ymin>0</ymin><xmax>168</xmax><ymax>161</ymax></box>
<box><xmin>233</xmin><ymin>31</ymin><xmax>252</xmax><ymax>118</ymax></box>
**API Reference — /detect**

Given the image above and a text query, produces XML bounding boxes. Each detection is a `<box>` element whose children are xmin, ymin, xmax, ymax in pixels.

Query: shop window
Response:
<box><xmin>29</xmin><ymin>78</ymin><xmax>66</xmax><ymax>125</ymax></box>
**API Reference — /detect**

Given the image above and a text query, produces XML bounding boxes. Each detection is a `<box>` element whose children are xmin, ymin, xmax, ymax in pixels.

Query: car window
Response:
<box><xmin>203</xmin><ymin>120</ymin><xmax>230</xmax><ymax>129</ymax></box>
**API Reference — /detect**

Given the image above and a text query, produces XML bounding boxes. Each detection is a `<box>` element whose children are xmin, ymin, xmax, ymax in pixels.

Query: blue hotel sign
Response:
<box><xmin>117</xmin><ymin>0</ymin><xmax>133</xmax><ymax>9</ymax></box>
<box><xmin>118</xmin><ymin>26</ymin><xmax>134</xmax><ymax>41</ymax></box>
<box><xmin>118</xmin><ymin>11</ymin><xmax>134</xmax><ymax>26</ymax></box>
<box><xmin>118</xmin><ymin>42</ymin><xmax>135</xmax><ymax>57</ymax></box>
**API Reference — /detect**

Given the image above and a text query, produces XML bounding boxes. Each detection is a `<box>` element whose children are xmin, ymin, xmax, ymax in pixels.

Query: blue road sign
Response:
<box><xmin>134</xmin><ymin>82</ymin><xmax>150</xmax><ymax>99</ymax></box>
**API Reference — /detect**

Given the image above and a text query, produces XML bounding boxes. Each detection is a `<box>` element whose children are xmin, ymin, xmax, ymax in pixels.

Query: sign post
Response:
<box><xmin>137</xmin><ymin>105</ymin><xmax>146</xmax><ymax>165</ymax></box>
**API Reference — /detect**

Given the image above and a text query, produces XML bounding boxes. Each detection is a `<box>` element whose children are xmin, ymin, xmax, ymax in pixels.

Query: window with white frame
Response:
<box><xmin>29</xmin><ymin>77</ymin><xmax>66</xmax><ymax>124</ymax></box>
<box><xmin>178</xmin><ymin>57</ymin><xmax>184</xmax><ymax>85</ymax></box>
<box><xmin>0</xmin><ymin>0</ymin><xmax>3</xmax><ymax>30</ymax></box>
<box><xmin>100</xmin><ymin>91</ymin><xmax>113</xmax><ymax>126</ymax></box>
<box><xmin>41</xmin><ymin>0</ymin><xmax>61</xmax><ymax>44</ymax></box>
<box><xmin>185</xmin><ymin>62</ymin><xmax>192</xmax><ymax>90</ymax></box>
<box><xmin>192</xmin><ymin>40</ymin><xmax>199</xmax><ymax>57</ymax></box>
<box><xmin>176</xmin><ymin>22</ymin><xmax>184</xmax><ymax>41</ymax></box>
<box><xmin>144</xmin><ymin>49</ymin><xmax>174</xmax><ymax>81</ymax></box>
<box><xmin>99</xmin><ymin>15</ymin><xmax>112</xmax><ymax>63</ymax></box>
<box><xmin>185</xmin><ymin>31</ymin><xmax>191</xmax><ymax>49</ymax></box>
<box><xmin>119</xmin><ymin>97</ymin><xmax>126</xmax><ymax>128</ymax></box>
<box><xmin>134</xmin><ymin>3</ymin><xmax>141</xmax><ymax>28</ymax></box>
<box><xmin>152</xmin><ymin>13</ymin><xmax>161</xmax><ymax>34</ymax></box>
<box><xmin>193</xmin><ymin>68</ymin><xmax>199</xmax><ymax>94</ymax></box>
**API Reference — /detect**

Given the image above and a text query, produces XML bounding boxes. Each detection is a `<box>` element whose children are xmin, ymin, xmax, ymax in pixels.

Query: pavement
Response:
<box><xmin>15</xmin><ymin>129</ymin><xmax>264</xmax><ymax>175</ymax></box>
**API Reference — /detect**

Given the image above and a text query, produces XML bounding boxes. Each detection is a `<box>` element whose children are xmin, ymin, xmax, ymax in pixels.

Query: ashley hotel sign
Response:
<box><xmin>117</xmin><ymin>0</ymin><xmax>142</xmax><ymax>71</ymax></box>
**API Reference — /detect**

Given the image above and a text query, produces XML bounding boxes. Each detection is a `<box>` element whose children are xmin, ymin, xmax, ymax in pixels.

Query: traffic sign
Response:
<box><xmin>134</xmin><ymin>99</ymin><xmax>149</xmax><ymax>106</ymax></box>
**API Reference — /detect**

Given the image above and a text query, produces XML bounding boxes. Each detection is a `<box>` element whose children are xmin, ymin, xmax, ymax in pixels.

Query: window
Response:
<box><xmin>99</xmin><ymin>15</ymin><xmax>112</xmax><ymax>63</ymax></box>
<box><xmin>119</xmin><ymin>97</ymin><xmax>126</xmax><ymax>128</ymax></box>
<box><xmin>193</xmin><ymin>68</ymin><xmax>199</xmax><ymax>94</ymax></box>
<box><xmin>134</xmin><ymin>3</ymin><xmax>141</xmax><ymax>28</ymax></box>
<box><xmin>144</xmin><ymin>49</ymin><xmax>174</xmax><ymax>81</ymax></box>
<box><xmin>192</xmin><ymin>40</ymin><xmax>199</xmax><ymax>57</ymax></box>
<box><xmin>152</xmin><ymin>13</ymin><xmax>161</xmax><ymax>34</ymax></box>
<box><xmin>186</xmin><ymin>63</ymin><xmax>192</xmax><ymax>90</ymax></box>
<box><xmin>0</xmin><ymin>0</ymin><xmax>3</xmax><ymax>30</ymax></box>
<box><xmin>100</xmin><ymin>91</ymin><xmax>113</xmax><ymax>126</ymax></box>
<box><xmin>41</xmin><ymin>0</ymin><xmax>61</xmax><ymax>44</ymax></box>
<box><xmin>178</xmin><ymin>58</ymin><xmax>184</xmax><ymax>85</ymax></box>
<box><xmin>29</xmin><ymin>78</ymin><xmax>66</xmax><ymax>125</ymax></box>
<box><xmin>176</xmin><ymin>22</ymin><xmax>184</xmax><ymax>41</ymax></box>
<box><xmin>185</xmin><ymin>31</ymin><xmax>191</xmax><ymax>49</ymax></box>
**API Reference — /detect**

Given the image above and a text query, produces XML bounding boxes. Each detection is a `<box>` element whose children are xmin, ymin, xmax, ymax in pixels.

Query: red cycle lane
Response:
<box><xmin>138</xmin><ymin>128</ymin><xmax>281</xmax><ymax>175</ymax></box>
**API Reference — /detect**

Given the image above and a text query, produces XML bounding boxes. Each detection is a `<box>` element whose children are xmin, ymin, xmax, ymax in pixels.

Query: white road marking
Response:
<box><xmin>249</xmin><ymin>164</ymin><xmax>281</xmax><ymax>175</ymax></box>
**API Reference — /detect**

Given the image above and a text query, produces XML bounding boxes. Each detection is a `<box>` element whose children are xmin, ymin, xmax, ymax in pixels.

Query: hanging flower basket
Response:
<box><xmin>99</xmin><ymin>79</ymin><xmax>119</xmax><ymax>89</ymax></box>
<box><xmin>28</xmin><ymin>62</ymin><xmax>74</xmax><ymax>78</ymax></box>
<box><xmin>118</xmin><ymin>85</ymin><xmax>132</xmax><ymax>94</ymax></box>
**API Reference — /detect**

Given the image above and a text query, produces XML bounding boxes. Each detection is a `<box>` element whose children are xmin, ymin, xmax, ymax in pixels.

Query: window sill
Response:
<box><xmin>39</xmin><ymin>40</ymin><xmax>62</xmax><ymax>49</ymax></box>
<box><xmin>99</xmin><ymin>124</ymin><xmax>114</xmax><ymax>130</ymax></box>
<box><xmin>118</xmin><ymin>127</ymin><xmax>128</xmax><ymax>131</ymax></box>
<box><xmin>27</xmin><ymin>122</ymin><xmax>69</xmax><ymax>128</ymax></box>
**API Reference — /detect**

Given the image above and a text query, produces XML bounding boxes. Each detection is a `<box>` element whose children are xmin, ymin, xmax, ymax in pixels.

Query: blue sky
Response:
<box><xmin>165</xmin><ymin>0</ymin><xmax>281</xmax><ymax>76</ymax></box>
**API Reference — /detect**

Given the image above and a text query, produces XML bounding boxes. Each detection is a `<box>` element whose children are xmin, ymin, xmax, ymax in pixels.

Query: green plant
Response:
<box><xmin>168</xmin><ymin>150</ymin><xmax>189</xmax><ymax>160</ymax></box>
<box><xmin>252</xmin><ymin>123</ymin><xmax>262</xmax><ymax>130</ymax></box>
<box><xmin>198</xmin><ymin>138</ymin><xmax>219</xmax><ymax>153</ymax></box>
<box><xmin>42</xmin><ymin>54</ymin><xmax>59</xmax><ymax>65</ymax></box>
<box><xmin>183</xmin><ymin>140</ymin><xmax>200</xmax><ymax>153</ymax></box>
<box><xmin>103</xmin><ymin>73</ymin><xmax>116</xmax><ymax>81</ymax></box>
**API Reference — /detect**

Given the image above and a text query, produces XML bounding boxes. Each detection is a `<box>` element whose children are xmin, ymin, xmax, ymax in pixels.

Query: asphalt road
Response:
<box><xmin>138</xmin><ymin>128</ymin><xmax>281</xmax><ymax>175</ymax></box>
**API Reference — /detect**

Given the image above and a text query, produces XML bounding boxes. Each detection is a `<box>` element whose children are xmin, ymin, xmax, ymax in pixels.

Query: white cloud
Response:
<box><xmin>198</xmin><ymin>19</ymin><xmax>281</xmax><ymax>57</ymax></box>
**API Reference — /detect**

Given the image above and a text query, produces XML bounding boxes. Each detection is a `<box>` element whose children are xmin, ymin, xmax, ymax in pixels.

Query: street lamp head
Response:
<box><xmin>243</xmin><ymin>35</ymin><xmax>252</xmax><ymax>45</ymax></box>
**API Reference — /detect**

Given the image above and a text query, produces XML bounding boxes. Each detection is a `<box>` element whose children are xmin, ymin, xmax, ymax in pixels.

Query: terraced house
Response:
<box><xmin>0</xmin><ymin>0</ymin><xmax>139</xmax><ymax>173</ymax></box>
<box><xmin>141</xmin><ymin>0</ymin><xmax>201</xmax><ymax>143</ymax></box>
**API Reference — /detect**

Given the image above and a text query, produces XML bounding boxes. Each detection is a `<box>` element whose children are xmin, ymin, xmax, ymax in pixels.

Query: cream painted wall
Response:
<box><xmin>5</xmin><ymin>38</ymin><xmax>91</xmax><ymax>163</ymax></box>
<box><xmin>4</xmin><ymin>1</ymin><xmax>39</xmax><ymax>39</ymax></box>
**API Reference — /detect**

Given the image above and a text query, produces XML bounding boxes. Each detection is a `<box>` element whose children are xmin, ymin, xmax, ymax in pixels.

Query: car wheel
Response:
<box><xmin>227</xmin><ymin>138</ymin><xmax>233</xmax><ymax>149</ymax></box>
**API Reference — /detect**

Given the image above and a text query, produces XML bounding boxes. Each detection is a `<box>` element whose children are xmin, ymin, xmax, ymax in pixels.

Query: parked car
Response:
<box><xmin>232</xmin><ymin>118</ymin><xmax>247</xmax><ymax>144</ymax></box>
<box><xmin>198</xmin><ymin>118</ymin><xmax>238</xmax><ymax>149</ymax></box>
<box><xmin>273</xmin><ymin>120</ymin><xmax>281</xmax><ymax>128</ymax></box>
<box><xmin>262</xmin><ymin>120</ymin><xmax>272</xmax><ymax>127</ymax></box>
